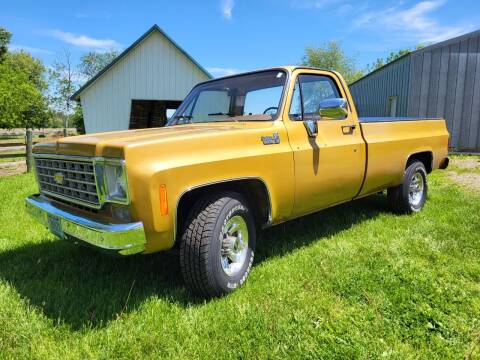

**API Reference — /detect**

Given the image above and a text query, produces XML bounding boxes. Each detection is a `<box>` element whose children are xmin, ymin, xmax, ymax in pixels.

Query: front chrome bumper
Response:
<box><xmin>25</xmin><ymin>195</ymin><xmax>146</xmax><ymax>255</ymax></box>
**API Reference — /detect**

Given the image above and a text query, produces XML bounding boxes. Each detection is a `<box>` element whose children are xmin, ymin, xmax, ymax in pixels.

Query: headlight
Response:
<box><xmin>104</xmin><ymin>163</ymin><xmax>128</xmax><ymax>202</ymax></box>
<box><xmin>95</xmin><ymin>160</ymin><xmax>130</xmax><ymax>204</ymax></box>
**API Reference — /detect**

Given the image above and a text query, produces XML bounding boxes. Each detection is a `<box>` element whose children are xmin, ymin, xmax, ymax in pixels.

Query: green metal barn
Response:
<box><xmin>350</xmin><ymin>30</ymin><xmax>480</xmax><ymax>152</ymax></box>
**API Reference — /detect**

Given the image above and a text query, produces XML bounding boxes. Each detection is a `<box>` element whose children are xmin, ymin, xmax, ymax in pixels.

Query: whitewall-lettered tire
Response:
<box><xmin>179</xmin><ymin>192</ymin><xmax>255</xmax><ymax>297</ymax></box>
<box><xmin>388</xmin><ymin>161</ymin><xmax>428</xmax><ymax>214</ymax></box>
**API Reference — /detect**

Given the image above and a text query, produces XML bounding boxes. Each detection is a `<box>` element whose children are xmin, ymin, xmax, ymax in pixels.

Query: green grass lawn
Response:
<box><xmin>0</xmin><ymin>167</ymin><xmax>479</xmax><ymax>359</ymax></box>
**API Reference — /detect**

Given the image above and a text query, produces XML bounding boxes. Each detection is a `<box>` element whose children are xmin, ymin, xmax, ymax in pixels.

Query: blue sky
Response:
<box><xmin>1</xmin><ymin>0</ymin><xmax>479</xmax><ymax>77</ymax></box>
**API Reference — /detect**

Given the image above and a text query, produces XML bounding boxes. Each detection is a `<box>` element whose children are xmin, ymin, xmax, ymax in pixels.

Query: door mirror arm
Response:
<box><xmin>303</xmin><ymin>120</ymin><xmax>318</xmax><ymax>138</ymax></box>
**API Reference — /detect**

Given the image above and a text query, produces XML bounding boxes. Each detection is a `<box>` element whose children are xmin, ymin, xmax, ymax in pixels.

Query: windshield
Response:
<box><xmin>168</xmin><ymin>70</ymin><xmax>287</xmax><ymax>125</ymax></box>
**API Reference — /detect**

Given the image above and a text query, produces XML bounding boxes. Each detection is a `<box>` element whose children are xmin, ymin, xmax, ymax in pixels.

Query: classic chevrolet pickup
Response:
<box><xmin>26</xmin><ymin>66</ymin><xmax>449</xmax><ymax>296</ymax></box>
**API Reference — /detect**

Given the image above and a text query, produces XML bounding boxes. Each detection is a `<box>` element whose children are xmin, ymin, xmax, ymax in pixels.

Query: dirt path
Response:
<box><xmin>0</xmin><ymin>145</ymin><xmax>25</xmax><ymax>153</ymax></box>
<box><xmin>446</xmin><ymin>157</ymin><xmax>480</xmax><ymax>193</ymax></box>
<box><xmin>0</xmin><ymin>161</ymin><xmax>26</xmax><ymax>177</ymax></box>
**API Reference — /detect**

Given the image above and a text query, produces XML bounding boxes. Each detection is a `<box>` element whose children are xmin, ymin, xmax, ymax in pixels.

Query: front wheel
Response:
<box><xmin>179</xmin><ymin>192</ymin><xmax>255</xmax><ymax>297</ymax></box>
<box><xmin>387</xmin><ymin>161</ymin><xmax>428</xmax><ymax>214</ymax></box>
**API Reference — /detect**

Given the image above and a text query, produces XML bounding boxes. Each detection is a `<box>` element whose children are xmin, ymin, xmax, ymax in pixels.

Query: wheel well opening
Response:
<box><xmin>407</xmin><ymin>151</ymin><xmax>433</xmax><ymax>173</ymax></box>
<box><xmin>176</xmin><ymin>179</ymin><xmax>271</xmax><ymax>238</ymax></box>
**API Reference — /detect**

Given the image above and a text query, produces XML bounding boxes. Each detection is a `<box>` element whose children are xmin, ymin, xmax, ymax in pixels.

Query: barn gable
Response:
<box><xmin>72</xmin><ymin>25</ymin><xmax>211</xmax><ymax>134</ymax></box>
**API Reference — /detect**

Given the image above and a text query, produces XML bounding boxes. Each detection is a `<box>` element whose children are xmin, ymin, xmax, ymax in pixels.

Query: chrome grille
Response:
<box><xmin>35</xmin><ymin>157</ymin><xmax>100</xmax><ymax>207</ymax></box>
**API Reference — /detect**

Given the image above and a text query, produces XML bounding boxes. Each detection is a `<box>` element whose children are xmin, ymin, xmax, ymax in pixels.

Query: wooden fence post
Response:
<box><xmin>26</xmin><ymin>129</ymin><xmax>33</xmax><ymax>173</ymax></box>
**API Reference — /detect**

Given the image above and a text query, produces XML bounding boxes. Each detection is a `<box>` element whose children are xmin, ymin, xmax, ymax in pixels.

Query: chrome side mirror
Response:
<box><xmin>318</xmin><ymin>98</ymin><xmax>348</xmax><ymax>120</ymax></box>
<box><xmin>304</xmin><ymin>120</ymin><xmax>318</xmax><ymax>138</ymax></box>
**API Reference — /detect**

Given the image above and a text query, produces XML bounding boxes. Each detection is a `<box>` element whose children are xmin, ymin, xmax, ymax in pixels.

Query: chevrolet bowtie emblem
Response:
<box><xmin>53</xmin><ymin>172</ymin><xmax>65</xmax><ymax>185</ymax></box>
<box><xmin>261</xmin><ymin>133</ymin><xmax>280</xmax><ymax>145</ymax></box>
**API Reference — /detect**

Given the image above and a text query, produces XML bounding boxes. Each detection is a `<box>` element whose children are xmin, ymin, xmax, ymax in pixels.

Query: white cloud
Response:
<box><xmin>47</xmin><ymin>30</ymin><xmax>121</xmax><ymax>51</ymax></box>
<box><xmin>207</xmin><ymin>67</ymin><xmax>243</xmax><ymax>77</ymax></box>
<box><xmin>9</xmin><ymin>44</ymin><xmax>51</xmax><ymax>54</ymax></box>
<box><xmin>355</xmin><ymin>0</ymin><xmax>472</xmax><ymax>43</ymax></box>
<box><xmin>221</xmin><ymin>0</ymin><xmax>235</xmax><ymax>19</ymax></box>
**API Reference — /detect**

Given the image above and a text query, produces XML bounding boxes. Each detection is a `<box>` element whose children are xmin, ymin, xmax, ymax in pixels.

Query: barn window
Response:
<box><xmin>129</xmin><ymin>100</ymin><xmax>182</xmax><ymax>129</ymax></box>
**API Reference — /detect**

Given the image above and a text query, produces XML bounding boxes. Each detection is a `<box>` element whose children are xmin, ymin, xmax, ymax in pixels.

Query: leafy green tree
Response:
<box><xmin>0</xmin><ymin>27</ymin><xmax>12</xmax><ymax>61</ymax></box>
<box><xmin>367</xmin><ymin>45</ymin><xmax>425</xmax><ymax>73</ymax></box>
<box><xmin>4</xmin><ymin>50</ymin><xmax>48</xmax><ymax>91</ymax></box>
<box><xmin>367</xmin><ymin>58</ymin><xmax>385</xmax><ymax>73</ymax></box>
<box><xmin>71</xmin><ymin>104</ymin><xmax>85</xmax><ymax>134</ymax></box>
<box><xmin>0</xmin><ymin>33</ymin><xmax>51</xmax><ymax>130</ymax></box>
<box><xmin>301</xmin><ymin>41</ymin><xmax>364</xmax><ymax>84</ymax></box>
<box><xmin>0</xmin><ymin>62</ymin><xmax>50</xmax><ymax>129</ymax></box>
<box><xmin>0</xmin><ymin>27</ymin><xmax>51</xmax><ymax>172</ymax></box>
<box><xmin>0</xmin><ymin>28</ymin><xmax>51</xmax><ymax>130</ymax></box>
<box><xmin>78</xmin><ymin>50</ymin><xmax>118</xmax><ymax>80</ymax></box>
<box><xmin>49</xmin><ymin>50</ymin><xmax>77</xmax><ymax>136</ymax></box>
<box><xmin>48</xmin><ymin>110</ymin><xmax>67</xmax><ymax>128</ymax></box>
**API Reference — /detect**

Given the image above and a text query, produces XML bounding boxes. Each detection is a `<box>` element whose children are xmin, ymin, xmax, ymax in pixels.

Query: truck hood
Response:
<box><xmin>33</xmin><ymin>122</ymin><xmax>271</xmax><ymax>158</ymax></box>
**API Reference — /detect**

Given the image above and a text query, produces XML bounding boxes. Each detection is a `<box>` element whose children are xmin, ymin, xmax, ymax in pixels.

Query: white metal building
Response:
<box><xmin>72</xmin><ymin>25</ymin><xmax>212</xmax><ymax>133</ymax></box>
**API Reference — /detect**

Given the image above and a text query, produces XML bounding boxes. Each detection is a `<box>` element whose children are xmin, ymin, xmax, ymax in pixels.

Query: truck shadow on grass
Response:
<box><xmin>0</xmin><ymin>194</ymin><xmax>388</xmax><ymax>330</ymax></box>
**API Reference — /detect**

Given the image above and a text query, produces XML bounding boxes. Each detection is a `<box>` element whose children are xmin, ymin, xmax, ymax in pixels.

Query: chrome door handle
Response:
<box><xmin>341</xmin><ymin>124</ymin><xmax>356</xmax><ymax>134</ymax></box>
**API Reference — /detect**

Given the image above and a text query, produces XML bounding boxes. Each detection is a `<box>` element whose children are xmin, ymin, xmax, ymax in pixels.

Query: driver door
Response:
<box><xmin>283</xmin><ymin>70</ymin><xmax>366</xmax><ymax>217</ymax></box>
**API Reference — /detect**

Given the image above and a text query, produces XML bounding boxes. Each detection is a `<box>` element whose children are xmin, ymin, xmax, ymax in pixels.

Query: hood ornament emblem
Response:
<box><xmin>53</xmin><ymin>172</ymin><xmax>65</xmax><ymax>185</ymax></box>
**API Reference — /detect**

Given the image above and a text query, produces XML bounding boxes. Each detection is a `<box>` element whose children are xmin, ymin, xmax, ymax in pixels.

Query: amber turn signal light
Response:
<box><xmin>159</xmin><ymin>184</ymin><xmax>168</xmax><ymax>215</ymax></box>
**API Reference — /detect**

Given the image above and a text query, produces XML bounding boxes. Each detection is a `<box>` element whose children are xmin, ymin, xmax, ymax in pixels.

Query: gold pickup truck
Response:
<box><xmin>26</xmin><ymin>66</ymin><xmax>449</xmax><ymax>297</ymax></box>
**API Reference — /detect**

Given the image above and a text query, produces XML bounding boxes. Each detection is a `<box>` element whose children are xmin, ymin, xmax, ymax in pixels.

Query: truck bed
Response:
<box><xmin>357</xmin><ymin>118</ymin><xmax>449</xmax><ymax>197</ymax></box>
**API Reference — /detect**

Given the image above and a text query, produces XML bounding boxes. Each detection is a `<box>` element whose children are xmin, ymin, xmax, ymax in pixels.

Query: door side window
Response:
<box><xmin>289</xmin><ymin>79</ymin><xmax>303</xmax><ymax>121</ymax></box>
<box><xmin>289</xmin><ymin>74</ymin><xmax>341</xmax><ymax>121</ymax></box>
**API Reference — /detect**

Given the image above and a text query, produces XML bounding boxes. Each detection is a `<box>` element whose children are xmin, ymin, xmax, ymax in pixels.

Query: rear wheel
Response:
<box><xmin>179</xmin><ymin>192</ymin><xmax>255</xmax><ymax>297</ymax></box>
<box><xmin>387</xmin><ymin>161</ymin><xmax>428</xmax><ymax>214</ymax></box>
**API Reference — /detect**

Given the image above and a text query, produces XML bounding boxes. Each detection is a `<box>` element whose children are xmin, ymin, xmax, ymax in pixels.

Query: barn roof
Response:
<box><xmin>71</xmin><ymin>24</ymin><xmax>212</xmax><ymax>100</ymax></box>
<box><xmin>350</xmin><ymin>29</ymin><xmax>480</xmax><ymax>86</ymax></box>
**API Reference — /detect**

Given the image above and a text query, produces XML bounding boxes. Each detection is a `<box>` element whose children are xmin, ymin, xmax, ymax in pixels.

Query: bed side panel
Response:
<box><xmin>358</xmin><ymin>119</ymin><xmax>449</xmax><ymax>196</ymax></box>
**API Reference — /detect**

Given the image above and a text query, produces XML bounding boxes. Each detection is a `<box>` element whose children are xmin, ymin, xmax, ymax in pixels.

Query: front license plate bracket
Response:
<box><xmin>47</xmin><ymin>214</ymin><xmax>64</xmax><ymax>238</ymax></box>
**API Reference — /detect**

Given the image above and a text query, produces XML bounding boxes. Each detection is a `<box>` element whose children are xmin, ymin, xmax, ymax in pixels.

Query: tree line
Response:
<box><xmin>0</xmin><ymin>26</ymin><xmax>118</xmax><ymax>135</ymax></box>
<box><xmin>0</xmin><ymin>24</ymin><xmax>422</xmax><ymax>136</ymax></box>
<box><xmin>301</xmin><ymin>41</ymin><xmax>424</xmax><ymax>84</ymax></box>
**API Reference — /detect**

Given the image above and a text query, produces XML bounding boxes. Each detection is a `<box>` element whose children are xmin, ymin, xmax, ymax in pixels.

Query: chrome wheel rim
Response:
<box><xmin>409</xmin><ymin>172</ymin><xmax>424</xmax><ymax>207</ymax></box>
<box><xmin>220</xmin><ymin>215</ymin><xmax>249</xmax><ymax>276</ymax></box>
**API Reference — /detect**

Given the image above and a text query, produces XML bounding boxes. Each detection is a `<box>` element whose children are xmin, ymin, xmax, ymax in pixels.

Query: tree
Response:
<box><xmin>0</xmin><ymin>62</ymin><xmax>50</xmax><ymax>129</ymax></box>
<box><xmin>367</xmin><ymin>45</ymin><xmax>425</xmax><ymax>73</ymax></box>
<box><xmin>49</xmin><ymin>50</ymin><xmax>77</xmax><ymax>136</ymax></box>
<box><xmin>71</xmin><ymin>104</ymin><xmax>85</xmax><ymax>134</ymax></box>
<box><xmin>0</xmin><ymin>27</ymin><xmax>12</xmax><ymax>61</ymax></box>
<box><xmin>4</xmin><ymin>50</ymin><xmax>48</xmax><ymax>91</ymax></box>
<box><xmin>0</xmin><ymin>27</ymin><xmax>51</xmax><ymax>172</ymax></box>
<box><xmin>48</xmin><ymin>110</ymin><xmax>68</xmax><ymax>128</ymax></box>
<box><xmin>0</xmin><ymin>37</ymin><xmax>51</xmax><ymax>130</ymax></box>
<box><xmin>301</xmin><ymin>41</ymin><xmax>364</xmax><ymax>84</ymax></box>
<box><xmin>78</xmin><ymin>50</ymin><xmax>118</xmax><ymax>80</ymax></box>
